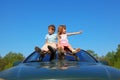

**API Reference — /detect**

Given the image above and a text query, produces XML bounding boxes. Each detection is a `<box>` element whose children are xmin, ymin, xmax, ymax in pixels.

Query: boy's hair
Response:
<box><xmin>48</xmin><ymin>24</ymin><xmax>55</xmax><ymax>32</ymax></box>
<box><xmin>58</xmin><ymin>25</ymin><xmax>66</xmax><ymax>35</ymax></box>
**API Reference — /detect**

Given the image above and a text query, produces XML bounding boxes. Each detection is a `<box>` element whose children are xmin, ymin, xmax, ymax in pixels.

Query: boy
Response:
<box><xmin>35</xmin><ymin>24</ymin><xmax>57</xmax><ymax>61</ymax></box>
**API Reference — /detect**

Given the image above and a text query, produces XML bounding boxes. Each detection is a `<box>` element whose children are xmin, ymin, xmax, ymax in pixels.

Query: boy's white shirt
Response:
<box><xmin>45</xmin><ymin>33</ymin><xmax>57</xmax><ymax>43</ymax></box>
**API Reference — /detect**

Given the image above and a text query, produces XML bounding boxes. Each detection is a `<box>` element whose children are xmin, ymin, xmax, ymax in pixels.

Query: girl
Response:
<box><xmin>57</xmin><ymin>25</ymin><xmax>82</xmax><ymax>54</ymax></box>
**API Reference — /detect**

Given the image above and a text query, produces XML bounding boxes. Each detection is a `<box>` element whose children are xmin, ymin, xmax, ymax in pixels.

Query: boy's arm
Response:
<box><xmin>45</xmin><ymin>39</ymin><xmax>48</xmax><ymax>44</ymax></box>
<box><xmin>45</xmin><ymin>34</ymin><xmax>48</xmax><ymax>44</ymax></box>
<box><xmin>67</xmin><ymin>30</ymin><xmax>83</xmax><ymax>36</ymax></box>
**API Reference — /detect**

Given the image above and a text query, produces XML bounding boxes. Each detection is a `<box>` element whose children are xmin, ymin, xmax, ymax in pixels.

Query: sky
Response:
<box><xmin>0</xmin><ymin>0</ymin><xmax>120</xmax><ymax>57</ymax></box>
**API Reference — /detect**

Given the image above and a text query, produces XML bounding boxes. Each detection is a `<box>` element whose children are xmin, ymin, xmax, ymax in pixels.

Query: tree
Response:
<box><xmin>115</xmin><ymin>44</ymin><xmax>120</xmax><ymax>61</ymax></box>
<box><xmin>0</xmin><ymin>55</ymin><xmax>5</xmax><ymax>71</ymax></box>
<box><xmin>102</xmin><ymin>44</ymin><xmax>120</xmax><ymax>69</ymax></box>
<box><xmin>2</xmin><ymin>52</ymin><xmax>24</xmax><ymax>71</ymax></box>
<box><xmin>105</xmin><ymin>51</ymin><xmax>115</xmax><ymax>66</ymax></box>
<box><xmin>114</xmin><ymin>44</ymin><xmax>120</xmax><ymax>68</ymax></box>
<box><xmin>114</xmin><ymin>58</ymin><xmax>120</xmax><ymax>69</ymax></box>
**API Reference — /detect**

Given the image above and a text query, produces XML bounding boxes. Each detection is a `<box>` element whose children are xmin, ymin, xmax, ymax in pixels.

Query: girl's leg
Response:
<box><xmin>67</xmin><ymin>44</ymin><xmax>80</xmax><ymax>54</ymax></box>
<box><xmin>67</xmin><ymin>44</ymin><xmax>74</xmax><ymax>51</ymax></box>
<box><xmin>58</xmin><ymin>46</ymin><xmax>64</xmax><ymax>54</ymax></box>
<box><xmin>58</xmin><ymin>46</ymin><xmax>65</xmax><ymax>60</ymax></box>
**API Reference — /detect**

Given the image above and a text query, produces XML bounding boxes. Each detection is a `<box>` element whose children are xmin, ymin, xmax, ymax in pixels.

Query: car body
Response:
<box><xmin>0</xmin><ymin>49</ymin><xmax>120</xmax><ymax>80</ymax></box>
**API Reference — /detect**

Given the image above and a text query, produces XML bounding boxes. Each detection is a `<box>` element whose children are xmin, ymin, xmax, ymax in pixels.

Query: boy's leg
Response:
<box><xmin>34</xmin><ymin>46</ymin><xmax>45</xmax><ymax>61</ymax></box>
<box><xmin>47</xmin><ymin>45</ymin><xmax>56</xmax><ymax>61</ymax></box>
<box><xmin>41</xmin><ymin>43</ymin><xmax>49</xmax><ymax>52</ymax></box>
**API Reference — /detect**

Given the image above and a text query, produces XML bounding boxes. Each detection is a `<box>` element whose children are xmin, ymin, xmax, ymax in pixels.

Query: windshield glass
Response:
<box><xmin>23</xmin><ymin>50</ymin><xmax>97</xmax><ymax>63</ymax></box>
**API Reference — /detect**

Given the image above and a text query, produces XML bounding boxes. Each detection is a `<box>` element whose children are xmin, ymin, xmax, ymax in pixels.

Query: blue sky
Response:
<box><xmin>0</xmin><ymin>0</ymin><xmax>120</xmax><ymax>57</ymax></box>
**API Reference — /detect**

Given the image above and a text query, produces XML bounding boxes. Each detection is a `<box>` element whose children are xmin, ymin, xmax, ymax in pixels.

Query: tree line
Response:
<box><xmin>0</xmin><ymin>52</ymin><xmax>24</xmax><ymax>71</ymax></box>
<box><xmin>87</xmin><ymin>44</ymin><xmax>120</xmax><ymax>69</ymax></box>
<box><xmin>0</xmin><ymin>44</ymin><xmax>120</xmax><ymax>71</ymax></box>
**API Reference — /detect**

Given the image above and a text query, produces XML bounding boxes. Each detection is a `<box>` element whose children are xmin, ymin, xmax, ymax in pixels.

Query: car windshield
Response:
<box><xmin>23</xmin><ymin>50</ymin><xmax>98</xmax><ymax>63</ymax></box>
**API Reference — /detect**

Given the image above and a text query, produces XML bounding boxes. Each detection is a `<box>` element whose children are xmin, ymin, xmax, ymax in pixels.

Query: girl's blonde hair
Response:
<box><xmin>58</xmin><ymin>25</ymin><xmax>66</xmax><ymax>35</ymax></box>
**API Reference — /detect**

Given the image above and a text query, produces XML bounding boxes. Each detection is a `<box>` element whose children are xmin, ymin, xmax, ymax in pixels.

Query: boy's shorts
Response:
<box><xmin>42</xmin><ymin>43</ymin><xmax>57</xmax><ymax>51</ymax></box>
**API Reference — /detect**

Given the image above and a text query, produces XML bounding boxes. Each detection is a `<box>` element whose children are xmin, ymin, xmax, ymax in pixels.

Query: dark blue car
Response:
<box><xmin>0</xmin><ymin>49</ymin><xmax>120</xmax><ymax>80</ymax></box>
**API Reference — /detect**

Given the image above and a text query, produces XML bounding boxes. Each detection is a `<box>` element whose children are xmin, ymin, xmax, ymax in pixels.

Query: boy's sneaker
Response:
<box><xmin>35</xmin><ymin>46</ymin><xmax>41</xmax><ymax>53</ymax></box>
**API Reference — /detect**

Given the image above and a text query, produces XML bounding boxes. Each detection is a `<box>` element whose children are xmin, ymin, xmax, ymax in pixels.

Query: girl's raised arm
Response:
<box><xmin>67</xmin><ymin>30</ymin><xmax>83</xmax><ymax>36</ymax></box>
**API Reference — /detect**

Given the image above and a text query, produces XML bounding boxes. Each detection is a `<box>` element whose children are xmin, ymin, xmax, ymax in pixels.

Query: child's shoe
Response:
<box><xmin>72</xmin><ymin>48</ymin><xmax>80</xmax><ymax>54</ymax></box>
<box><xmin>35</xmin><ymin>46</ymin><xmax>41</xmax><ymax>53</ymax></box>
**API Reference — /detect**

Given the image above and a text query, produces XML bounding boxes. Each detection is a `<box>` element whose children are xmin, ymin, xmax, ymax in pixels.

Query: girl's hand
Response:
<box><xmin>79</xmin><ymin>30</ymin><xmax>83</xmax><ymax>34</ymax></box>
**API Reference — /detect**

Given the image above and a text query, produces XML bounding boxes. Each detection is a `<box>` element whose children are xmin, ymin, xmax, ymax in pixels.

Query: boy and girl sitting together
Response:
<box><xmin>35</xmin><ymin>24</ymin><xmax>82</xmax><ymax>61</ymax></box>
